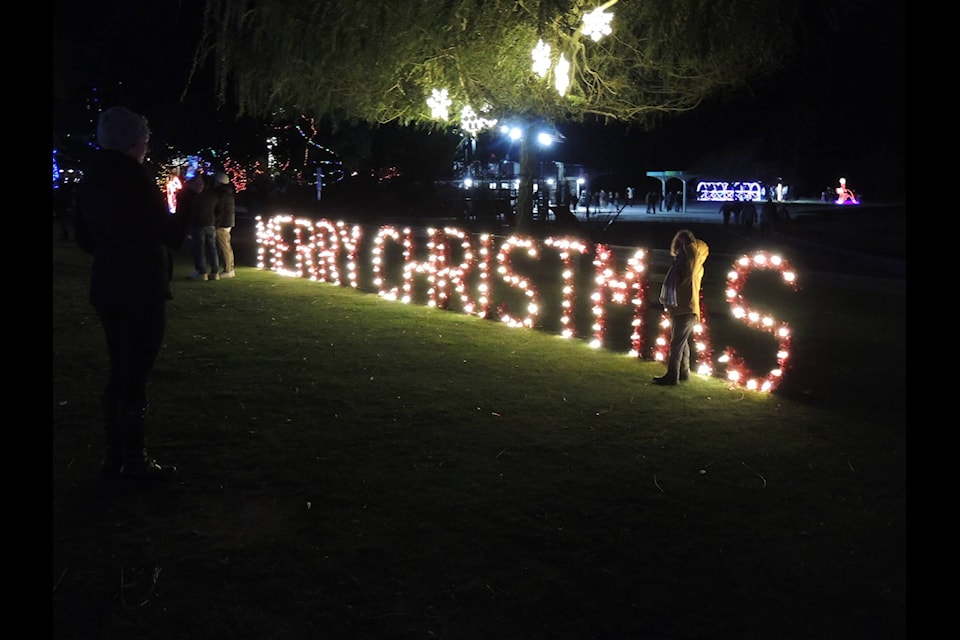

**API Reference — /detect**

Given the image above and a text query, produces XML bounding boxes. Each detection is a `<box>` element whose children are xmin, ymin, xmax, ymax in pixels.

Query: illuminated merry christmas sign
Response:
<box><xmin>256</xmin><ymin>215</ymin><xmax>799</xmax><ymax>393</ymax></box>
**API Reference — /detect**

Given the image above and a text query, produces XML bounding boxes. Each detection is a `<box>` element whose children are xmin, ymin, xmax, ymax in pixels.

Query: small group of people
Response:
<box><xmin>176</xmin><ymin>171</ymin><xmax>237</xmax><ymax>281</ymax></box>
<box><xmin>719</xmin><ymin>197</ymin><xmax>790</xmax><ymax>235</ymax></box>
<box><xmin>579</xmin><ymin>189</ymin><xmax>619</xmax><ymax>212</ymax></box>
<box><xmin>645</xmin><ymin>190</ymin><xmax>684</xmax><ymax>213</ymax></box>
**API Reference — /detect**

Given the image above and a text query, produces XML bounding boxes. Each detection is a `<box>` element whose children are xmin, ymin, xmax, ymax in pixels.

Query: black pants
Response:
<box><xmin>95</xmin><ymin>302</ymin><xmax>167</xmax><ymax>412</ymax></box>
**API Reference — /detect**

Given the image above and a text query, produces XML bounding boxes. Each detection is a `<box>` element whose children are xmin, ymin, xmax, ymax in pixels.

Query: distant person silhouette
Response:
<box><xmin>646</xmin><ymin>191</ymin><xmax>659</xmax><ymax>214</ymax></box>
<box><xmin>732</xmin><ymin>199</ymin><xmax>743</xmax><ymax>225</ymax></box>
<box><xmin>740</xmin><ymin>199</ymin><xmax>757</xmax><ymax>232</ymax></box>
<box><xmin>776</xmin><ymin>202</ymin><xmax>791</xmax><ymax>235</ymax></box>
<box><xmin>719</xmin><ymin>201</ymin><xmax>735</xmax><ymax>225</ymax></box>
<box><xmin>760</xmin><ymin>197</ymin><xmax>778</xmax><ymax>237</ymax></box>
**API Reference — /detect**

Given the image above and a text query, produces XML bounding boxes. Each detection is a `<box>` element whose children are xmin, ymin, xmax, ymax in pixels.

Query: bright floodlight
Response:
<box><xmin>537</xmin><ymin>132</ymin><xmax>554</xmax><ymax>146</ymax></box>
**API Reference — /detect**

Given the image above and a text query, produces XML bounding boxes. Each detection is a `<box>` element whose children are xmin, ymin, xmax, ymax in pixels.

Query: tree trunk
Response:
<box><xmin>513</xmin><ymin>134</ymin><xmax>535</xmax><ymax>232</ymax></box>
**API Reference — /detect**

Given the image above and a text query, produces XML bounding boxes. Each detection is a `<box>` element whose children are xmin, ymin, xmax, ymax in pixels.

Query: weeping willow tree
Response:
<box><xmin>193</xmin><ymin>0</ymin><xmax>803</xmax><ymax>228</ymax></box>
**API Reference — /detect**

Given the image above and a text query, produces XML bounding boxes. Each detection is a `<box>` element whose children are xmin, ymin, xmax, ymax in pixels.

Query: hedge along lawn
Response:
<box><xmin>53</xmin><ymin>232</ymin><xmax>905</xmax><ymax>640</ymax></box>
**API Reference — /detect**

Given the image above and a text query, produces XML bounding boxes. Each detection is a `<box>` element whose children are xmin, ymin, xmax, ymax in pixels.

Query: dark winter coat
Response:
<box><xmin>175</xmin><ymin>187</ymin><xmax>203</xmax><ymax>224</ymax></box>
<box><xmin>214</xmin><ymin>185</ymin><xmax>236</xmax><ymax>228</ymax></box>
<box><xmin>74</xmin><ymin>150</ymin><xmax>188</xmax><ymax>310</ymax></box>
<box><xmin>192</xmin><ymin>187</ymin><xmax>219</xmax><ymax>228</ymax></box>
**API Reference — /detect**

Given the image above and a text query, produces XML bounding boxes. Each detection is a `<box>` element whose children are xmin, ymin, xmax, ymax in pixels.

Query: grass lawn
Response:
<box><xmin>52</xmin><ymin>218</ymin><xmax>905</xmax><ymax>640</ymax></box>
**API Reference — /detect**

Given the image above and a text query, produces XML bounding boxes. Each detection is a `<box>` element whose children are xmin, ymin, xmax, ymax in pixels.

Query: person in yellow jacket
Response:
<box><xmin>654</xmin><ymin>229</ymin><xmax>709</xmax><ymax>385</ymax></box>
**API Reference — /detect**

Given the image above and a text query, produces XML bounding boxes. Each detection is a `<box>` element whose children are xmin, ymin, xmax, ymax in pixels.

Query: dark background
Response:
<box><xmin>52</xmin><ymin>1</ymin><xmax>905</xmax><ymax>201</ymax></box>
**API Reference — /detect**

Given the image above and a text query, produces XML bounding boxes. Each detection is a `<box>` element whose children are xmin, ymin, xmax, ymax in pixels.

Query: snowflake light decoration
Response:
<box><xmin>532</xmin><ymin>39</ymin><xmax>551</xmax><ymax>78</ymax></box>
<box><xmin>427</xmin><ymin>88</ymin><xmax>452</xmax><ymax>121</ymax></box>
<box><xmin>460</xmin><ymin>105</ymin><xmax>498</xmax><ymax>138</ymax></box>
<box><xmin>582</xmin><ymin>7</ymin><xmax>613</xmax><ymax>42</ymax></box>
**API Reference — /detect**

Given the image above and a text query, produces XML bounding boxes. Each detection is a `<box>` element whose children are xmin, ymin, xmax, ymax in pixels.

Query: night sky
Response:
<box><xmin>52</xmin><ymin>1</ymin><xmax>904</xmax><ymax>200</ymax></box>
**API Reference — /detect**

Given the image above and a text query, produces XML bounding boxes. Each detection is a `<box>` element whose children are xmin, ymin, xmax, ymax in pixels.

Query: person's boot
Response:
<box><xmin>118</xmin><ymin>405</ymin><xmax>178</xmax><ymax>484</ymax></box>
<box><xmin>100</xmin><ymin>395</ymin><xmax>123</xmax><ymax>479</ymax></box>
<box><xmin>653</xmin><ymin>370</ymin><xmax>679</xmax><ymax>385</ymax></box>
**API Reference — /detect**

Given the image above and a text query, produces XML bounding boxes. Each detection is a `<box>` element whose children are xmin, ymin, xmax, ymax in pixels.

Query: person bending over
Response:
<box><xmin>654</xmin><ymin>229</ymin><xmax>709</xmax><ymax>386</ymax></box>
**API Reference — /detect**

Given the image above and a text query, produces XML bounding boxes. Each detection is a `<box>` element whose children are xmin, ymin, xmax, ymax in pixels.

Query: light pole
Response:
<box><xmin>508</xmin><ymin>123</ymin><xmax>561</xmax><ymax>230</ymax></box>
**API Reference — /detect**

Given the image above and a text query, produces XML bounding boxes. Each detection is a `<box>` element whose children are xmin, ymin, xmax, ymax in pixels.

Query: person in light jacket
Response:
<box><xmin>654</xmin><ymin>229</ymin><xmax>710</xmax><ymax>385</ymax></box>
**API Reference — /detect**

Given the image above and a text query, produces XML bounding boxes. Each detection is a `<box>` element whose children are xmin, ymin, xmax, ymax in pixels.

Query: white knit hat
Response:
<box><xmin>97</xmin><ymin>107</ymin><xmax>150</xmax><ymax>151</ymax></box>
<box><xmin>215</xmin><ymin>172</ymin><xmax>230</xmax><ymax>185</ymax></box>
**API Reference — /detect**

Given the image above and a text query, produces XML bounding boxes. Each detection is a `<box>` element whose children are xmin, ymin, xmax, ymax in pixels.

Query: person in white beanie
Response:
<box><xmin>74</xmin><ymin>106</ymin><xmax>189</xmax><ymax>484</ymax></box>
